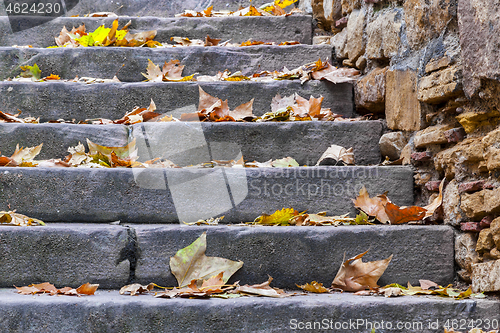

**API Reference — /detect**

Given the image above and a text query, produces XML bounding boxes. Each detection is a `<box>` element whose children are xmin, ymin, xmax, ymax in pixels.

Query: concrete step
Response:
<box><xmin>0</xmin><ymin>166</ymin><xmax>413</xmax><ymax>222</ymax></box>
<box><xmin>0</xmin><ymin>290</ymin><xmax>496</xmax><ymax>333</ymax></box>
<box><xmin>0</xmin><ymin>0</ymin><xmax>286</xmax><ymax>19</ymax></box>
<box><xmin>0</xmin><ymin>44</ymin><xmax>333</xmax><ymax>82</ymax></box>
<box><xmin>0</xmin><ymin>80</ymin><xmax>354</xmax><ymax>120</ymax></box>
<box><xmin>0</xmin><ymin>224</ymin><xmax>454</xmax><ymax>289</ymax></box>
<box><xmin>0</xmin><ymin>121</ymin><xmax>382</xmax><ymax>165</ymax></box>
<box><xmin>0</xmin><ymin>16</ymin><xmax>313</xmax><ymax>47</ymax></box>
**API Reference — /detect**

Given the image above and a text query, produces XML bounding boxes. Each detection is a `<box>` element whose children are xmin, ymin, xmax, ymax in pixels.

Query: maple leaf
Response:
<box><xmin>384</xmin><ymin>202</ymin><xmax>427</xmax><ymax>224</ymax></box>
<box><xmin>0</xmin><ymin>111</ymin><xmax>25</xmax><ymax>123</ymax></box>
<box><xmin>169</xmin><ymin>232</ymin><xmax>243</xmax><ymax>287</ymax></box>
<box><xmin>331</xmin><ymin>250</ymin><xmax>393</xmax><ymax>292</ymax></box>
<box><xmin>0</xmin><ymin>211</ymin><xmax>45</xmax><ymax>226</ymax></box>
<box><xmin>20</xmin><ymin>64</ymin><xmax>41</xmax><ymax>81</ymax></box>
<box><xmin>120</xmin><ymin>283</ymin><xmax>154</xmax><ymax>296</ymax></box>
<box><xmin>205</xmin><ymin>35</ymin><xmax>221</xmax><ymax>46</ymax></box>
<box><xmin>352</xmin><ymin>186</ymin><xmax>391</xmax><ymax>224</ymax></box>
<box><xmin>10</xmin><ymin>143</ymin><xmax>43</xmax><ymax>165</ymax></box>
<box><xmin>113</xmin><ymin>99</ymin><xmax>160</xmax><ymax>125</ymax></box>
<box><xmin>43</xmin><ymin>74</ymin><xmax>60</xmax><ymax>80</ymax></box>
<box><xmin>296</xmin><ymin>281</ymin><xmax>329</xmax><ymax>293</ymax></box>
<box><xmin>87</xmin><ymin>138</ymin><xmax>137</xmax><ymax>162</ymax></box>
<box><xmin>289</xmin><ymin>212</ymin><xmax>356</xmax><ymax>226</ymax></box>
<box><xmin>254</xmin><ymin>207</ymin><xmax>298</xmax><ymax>225</ymax></box>
<box><xmin>15</xmin><ymin>282</ymin><xmax>98</xmax><ymax>296</ymax></box>
<box><xmin>235</xmin><ymin>277</ymin><xmax>289</xmax><ymax>297</ymax></box>
<box><xmin>142</xmin><ymin>59</ymin><xmax>196</xmax><ymax>82</ymax></box>
<box><xmin>316</xmin><ymin>144</ymin><xmax>355</xmax><ymax>166</ymax></box>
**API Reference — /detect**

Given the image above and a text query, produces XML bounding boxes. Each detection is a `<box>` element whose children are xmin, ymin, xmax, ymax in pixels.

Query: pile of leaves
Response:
<box><xmin>169</xmin><ymin>36</ymin><xmax>300</xmax><ymax>47</ymax></box>
<box><xmin>176</xmin><ymin>0</ymin><xmax>300</xmax><ymax>17</ymax></box>
<box><xmin>0</xmin><ymin>211</ymin><xmax>45</xmax><ymax>226</ymax></box>
<box><xmin>15</xmin><ymin>282</ymin><xmax>98</xmax><ymax>296</ymax></box>
<box><xmin>55</xmin><ymin>19</ymin><xmax>158</xmax><ymax>48</ymax></box>
<box><xmin>353</xmin><ymin>181</ymin><xmax>444</xmax><ymax>224</ymax></box>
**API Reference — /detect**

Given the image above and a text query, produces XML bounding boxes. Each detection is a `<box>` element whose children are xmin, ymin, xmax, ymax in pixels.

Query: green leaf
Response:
<box><xmin>169</xmin><ymin>232</ymin><xmax>243</xmax><ymax>287</ymax></box>
<box><xmin>271</xmin><ymin>157</ymin><xmax>299</xmax><ymax>167</ymax></box>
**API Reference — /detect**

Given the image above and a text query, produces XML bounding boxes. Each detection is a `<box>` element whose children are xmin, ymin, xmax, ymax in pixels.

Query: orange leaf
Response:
<box><xmin>384</xmin><ymin>202</ymin><xmax>426</xmax><ymax>224</ymax></box>
<box><xmin>352</xmin><ymin>186</ymin><xmax>390</xmax><ymax>223</ymax></box>
<box><xmin>76</xmin><ymin>282</ymin><xmax>99</xmax><ymax>295</ymax></box>
<box><xmin>44</xmin><ymin>74</ymin><xmax>60</xmax><ymax>80</ymax></box>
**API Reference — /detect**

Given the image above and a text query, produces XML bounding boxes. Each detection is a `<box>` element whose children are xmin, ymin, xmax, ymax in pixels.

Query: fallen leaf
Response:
<box><xmin>352</xmin><ymin>186</ymin><xmax>391</xmax><ymax>224</ymax></box>
<box><xmin>235</xmin><ymin>277</ymin><xmax>289</xmax><ymax>297</ymax></box>
<box><xmin>296</xmin><ymin>281</ymin><xmax>329</xmax><ymax>293</ymax></box>
<box><xmin>316</xmin><ymin>144</ymin><xmax>355</xmax><ymax>166</ymax></box>
<box><xmin>254</xmin><ymin>208</ymin><xmax>298</xmax><ymax>225</ymax></box>
<box><xmin>10</xmin><ymin>144</ymin><xmax>43</xmax><ymax>165</ymax></box>
<box><xmin>120</xmin><ymin>283</ymin><xmax>154</xmax><ymax>296</ymax></box>
<box><xmin>76</xmin><ymin>283</ymin><xmax>99</xmax><ymax>295</ymax></box>
<box><xmin>419</xmin><ymin>279</ymin><xmax>438</xmax><ymax>290</ymax></box>
<box><xmin>384</xmin><ymin>202</ymin><xmax>426</xmax><ymax>224</ymax></box>
<box><xmin>422</xmin><ymin>179</ymin><xmax>445</xmax><ymax>218</ymax></box>
<box><xmin>16</xmin><ymin>282</ymin><xmax>98</xmax><ymax>296</ymax></box>
<box><xmin>311</xmin><ymin>60</ymin><xmax>360</xmax><ymax>83</ymax></box>
<box><xmin>170</xmin><ymin>232</ymin><xmax>243</xmax><ymax>287</ymax></box>
<box><xmin>0</xmin><ymin>211</ymin><xmax>45</xmax><ymax>226</ymax></box>
<box><xmin>331</xmin><ymin>250</ymin><xmax>393</xmax><ymax>292</ymax></box>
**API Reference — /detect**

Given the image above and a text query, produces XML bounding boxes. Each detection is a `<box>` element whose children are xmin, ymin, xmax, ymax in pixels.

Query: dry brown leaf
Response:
<box><xmin>352</xmin><ymin>186</ymin><xmax>390</xmax><ymax>224</ymax></box>
<box><xmin>76</xmin><ymin>283</ymin><xmax>99</xmax><ymax>295</ymax></box>
<box><xmin>16</xmin><ymin>282</ymin><xmax>98</xmax><ymax>296</ymax></box>
<box><xmin>316</xmin><ymin>144</ymin><xmax>355</xmax><ymax>166</ymax></box>
<box><xmin>311</xmin><ymin>61</ymin><xmax>360</xmax><ymax>83</ymax></box>
<box><xmin>419</xmin><ymin>279</ymin><xmax>438</xmax><ymax>290</ymax></box>
<box><xmin>0</xmin><ymin>211</ymin><xmax>45</xmax><ymax>226</ymax></box>
<box><xmin>422</xmin><ymin>179</ymin><xmax>445</xmax><ymax>218</ymax></box>
<box><xmin>120</xmin><ymin>283</ymin><xmax>154</xmax><ymax>296</ymax></box>
<box><xmin>331</xmin><ymin>250</ymin><xmax>393</xmax><ymax>292</ymax></box>
<box><xmin>235</xmin><ymin>277</ymin><xmax>289</xmax><ymax>297</ymax></box>
<box><xmin>296</xmin><ymin>281</ymin><xmax>329</xmax><ymax>293</ymax></box>
<box><xmin>384</xmin><ymin>202</ymin><xmax>427</xmax><ymax>224</ymax></box>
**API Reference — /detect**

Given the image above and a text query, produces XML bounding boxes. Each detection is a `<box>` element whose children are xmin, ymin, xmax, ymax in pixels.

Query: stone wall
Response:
<box><xmin>303</xmin><ymin>0</ymin><xmax>500</xmax><ymax>293</ymax></box>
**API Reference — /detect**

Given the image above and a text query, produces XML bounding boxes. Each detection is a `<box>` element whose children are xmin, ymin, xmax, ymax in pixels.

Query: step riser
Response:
<box><xmin>0</xmin><ymin>166</ymin><xmax>413</xmax><ymax>222</ymax></box>
<box><xmin>0</xmin><ymin>81</ymin><xmax>354</xmax><ymax>120</ymax></box>
<box><xmin>0</xmin><ymin>45</ymin><xmax>333</xmax><ymax>82</ymax></box>
<box><xmin>0</xmin><ymin>224</ymin><xmax>454</xmax><ymax>288</ymax></box>
<box><xmin>0</xmin><ymin>291</ymin><xmax>495</xmax><ymax>333</ymax></box>
<box><xmin>0</xmin><ymin>121</ymin><xmax>380</xmax><ymax>164</ymax></box>
<box><xmin>0</xmin><ymin>16</ymin><xmax>313</xmax><ymax>47</ymax></box>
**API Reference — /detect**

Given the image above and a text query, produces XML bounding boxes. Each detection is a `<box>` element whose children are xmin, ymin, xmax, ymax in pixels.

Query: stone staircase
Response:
<box><xmin>0</xmin><ymin>2</ymin><xmax>498</xmax><ymax>332</ymax></box>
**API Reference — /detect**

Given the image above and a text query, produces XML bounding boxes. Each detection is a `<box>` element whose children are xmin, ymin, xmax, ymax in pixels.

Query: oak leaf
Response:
<box><xmin>170</xmin><ymin>232</ymin><xmax>243</xmax><ymax>287</ymax></box>
<box><xmin>331</xmin><ymin>250</ymin><xmax>393</xmax><ymax>292</ymax></box>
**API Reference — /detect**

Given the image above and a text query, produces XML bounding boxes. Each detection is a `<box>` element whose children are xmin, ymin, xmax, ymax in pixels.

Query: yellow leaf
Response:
<box><xmin>274</xmin><ymin>0</ymin><xmax>297</xmax><ymax>8</ymax></box>
<box><xmin>297</xmin><ymin>281</ymin><xmax>329</xmax><ymax>293</ymax></box>
<box><xmin>254</xmin><ymin>208</ymin><xmax>298</xmax><ymax>225</ymax></box>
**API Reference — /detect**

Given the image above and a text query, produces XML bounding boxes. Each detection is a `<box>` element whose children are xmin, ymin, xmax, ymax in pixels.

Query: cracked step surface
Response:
<box><xmin>0</xmin><ymin>121</ymin><xmax>382</xmax><ymax>165</ymax></box>
<box><xmin>0</xmin><ymin>224</ymin><xmax>454</xmax><ymax>288</ymax></box>
<box><xmin>0</xmin><ymin>80</ymin><xmax>354</xmax><ymax>120</ymax></box>
<box><xmin>0</xmin><ymin>290</ymin><xmax>497</xmax><ymax>333</ymax></box>
<box><xmin>0</xmin><ymin>44</ymin><xmax>333</xmax><ymax>82</ymax></box>
<box><xmin>0</xmin><ymin>166</ymin><xmax>413</xmax><ymax>222</ymax></box>
<box><xmin>0</xmin><ymin>16</ymin><xmax>313</xmax><ymax>47</ymax></box>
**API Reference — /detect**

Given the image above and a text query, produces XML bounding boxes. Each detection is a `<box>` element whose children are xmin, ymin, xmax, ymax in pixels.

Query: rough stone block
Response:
<box><xmin>434</xmin><ymin>137</ymin><xmax>484</xmax><ymax>179</ymax></box>
<box><xmin>354</xmin><ymin>66</ymin><xmax>388</xmax><ymax>113</ymax></box>
<box><xmin>425</xmin><ymin>56</ymin><xmax>452</xmax><ymax>74</ymax></box>
<box><xmin>0</xmin><ymin>225</ymin><xmax>130</xmax><ymax>288</ymax></box>
<box><xmin>378</xmin><ymin>131</ymin><xmax>406</xmax><ymax>161</ymax></box>
<box><xmin>444</xmin><ymin>127</ymin><xmax>466</xmax><ymax>143</ymax></box>
<box><xmin>413</xmin><ymin>124</ymin><xmax>453</xmax><ymax>149</ymax></box>
<box><xmin>0</xmin><ymin>124</ymin><xmax>128</xmax><ymax>160</ymax></box>
<box><xmin>455</xmin><ymin>232</ymin><xmax>479</xmax><ymax>274</ymax></box>
<box><xmin>460</xmin><ymin>188</ymin><xmax>500</xmax><ymax>220</ymax></box>
<box><xmin>491</xmin><ymin>217</ymin><xmax>500</xmax><ymax>250</ymax></box>
<box><xmin>458</xmin><ymin>0</ymin><xmax>500</xmax><ymax>96</ymax></box>
<box><xmin>472</xmin><ymin>259</ymin><xmax>500</xmax><ymax>292</ymax></box>
<box><xmin>482</xmin><ymin>127</ymin><xmax>500</xmax><ymax>171</ymax></box>
<box><xmin>365</xmin><ymin>9</ymin><xmax>402</xmax><ymax>60</ymax></box>
<box><xmin>418</xmin><ymin>65</ymin><xmax>463</xmax><ymax>104</ymax></box>
<box><xmin>476</xmin><ymin>228</ymin><xmax>495</xmax><ymax>254</ymax></box>
<box><xmin>386</xmin><ymin>70</ymin><xmax>426</xmax><ymax>131</ymax></box>
<box><xmin>411</xmin><ymin>151</ymin><xmax>432</xmax><ymax>162</ymax></box>
<box><xmin>458</xmin><ymin>181</ymin><xmax>485</xmax><ymax>194</ymax></box>
<box><xmin>425</xmin><ymin>180</ymin><xmax>443</xmax><ymax>192</ymax></box>
<box><xmin>456</xmin><ymin>110</ymin><xmax>500</xmax><ymax>134</ymax></box>
<box><xmin>460</xmin><ymin>222</ymin><xmax>482</xmax><ymax>233</ymax></box>
<box><xmin>133</xmin><ymin>225</ymin><xmax>455</xmax><ymax>288</ymax></box>
<box><xmin>404</xmin><ymin>0</ymin><xmax>455</xmax><ymax>49</ymax></box>
<box><xmin>345</xmin><ymin>8</ymin><xmax>366</xmax><ymax>64</ymax></box>
<box><xmin>331</xmin><ymin>28</ymin><xmax>348</xmax><ymax>59</ymax></box>
<box><xmin>341</xmin><ymin>0</ymin><xmax>362</xmax><ymax>15</ymax></box>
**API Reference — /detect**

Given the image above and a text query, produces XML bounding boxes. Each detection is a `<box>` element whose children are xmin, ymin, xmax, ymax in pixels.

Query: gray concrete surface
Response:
<box><xmin>0</xmin><ymin>80</ymin><xmax>354</xmax><ymax>121</ymax></box>
<box><xmin>0</xmin><ymin>290</ymin><xmax>498</xmax><ymax>332</ymax></box>
<box><xmin>0</xmin><ymin>16</ymin><xmax>313</xmax><ymax>47</ymax></box>
<box><xmin>0</xmin><ymin>123</ymin><xmax>128</xmax><ymax>160</ymax></box>
<box><xmin>0</xmin><ymin>44</ymin><xmax>333</xmax><ymax>81</ymax></box>
<box><xmin>133</xmin><ymin>225</ymin><xmax>455</xmax><ymax>288</ymax></box>
<box><xmin>132</xmin><ymin>121</ymin><xmax>382</xmax><ymax>166</ymax></box>
<box><xmin>0</xmin><ymin>166</ymin><xmax>413</xmax><ymax>222</ymax></box>
<box><xmin>0</xmin><ymin>224</ymin><xmax>130</xmax><ymax>288</ymax></box>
